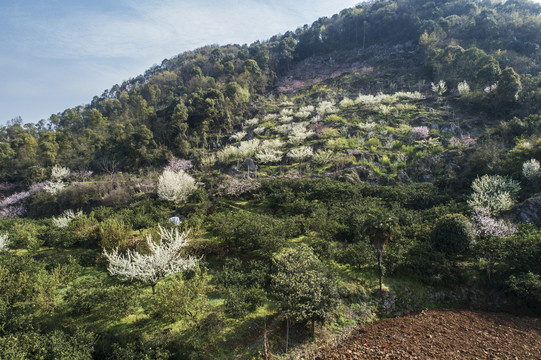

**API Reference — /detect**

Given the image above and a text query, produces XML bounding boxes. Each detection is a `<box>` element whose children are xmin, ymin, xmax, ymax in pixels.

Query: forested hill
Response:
<box><xmin>1</xmin><ymin>0</ymin><xmax>541</xmax><ymax>181</ymax></box>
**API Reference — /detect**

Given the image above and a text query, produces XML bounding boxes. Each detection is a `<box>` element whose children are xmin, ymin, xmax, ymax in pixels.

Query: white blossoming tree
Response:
<box><xmin>431</xmin><ymin>80</ymin><xmax>447</xmax><ymax>96</ymax></box>
<box><xmin>522</xmin><ymin>159</ymin><xmax>541</xmax><ymax>182</ymax></box>
<box><xmin>289</xmin><ymin>146</ymin><xmax>313</xmax><ymax>174</ymax></box>
<box><xmin>157</xmin><ymin>169</ymin><xmax>198</xmax><ymax>204</ymax></box>
<box><xmin>44</xmin><ymin>165</ymin><xmax>71</xmax><ymax>195</ymax></box>
<box><xmin>0</xmin><ymin>234</ymin><xmax>9</xmax><ymax>252</ymax></box>
<box><xmin>467</xmin><ymin>175</ymin><xmax>520</xmax><ymax>215</ymax></box>
<box><xmin>471</xmin><ymin>206</ymin><xmax>518</xmax><ymax>281</ymax></box>
<box><xmin>52</xmin><ymin>209</ymin><xmax>83</xmax><ymax>228</ymax></box>
<box><xmin>103</xmin><ymin>225</ymin><xmax>198</xmax><ymax>294</ymax></box>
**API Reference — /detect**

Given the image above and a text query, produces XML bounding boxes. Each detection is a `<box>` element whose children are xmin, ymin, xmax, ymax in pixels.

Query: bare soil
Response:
<box><xmin>316</xmin><ymin>308</ymin><xmax>541</xmax><ymax>359</ymax></box>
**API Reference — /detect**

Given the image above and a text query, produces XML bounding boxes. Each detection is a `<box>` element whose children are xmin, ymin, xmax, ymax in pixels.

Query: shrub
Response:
<box><xmin>0</xmin><ymin>329</ymin><xmax>95</xmax><ymax>360</ymax></box>
<box><xmin>63</xmin><ymin>277</ymin><xmax>104</xmax><ymax>315</ymax></box>
<box><xmin>208</xmin><ymin>211</ymin><xmax>291</xmax><ymax>254</ymax></box>
<box><xmin>224</xmin><ymin>286</ymin><xmax>266</xmax><ymax>318</ymax></box>
<box><xmin>312</xmin><ymin>149</ymin><xmax>334</xmax><ymax>167</ymax></box>
<box><xmin>149</xmin><ymin>266</ymin><xmax>208</xmax><ymax>323</ymax></box>
<box><xmin>507</xmin><ymin>272</ymin><xmax>541</xmax><ymax>306</ymax></box>
<box><xmin>430</xmin><ymin>214</ymin><xmax>474</xmax><ymax>256</ymax></box>
<box><xmin>98</xmin><ymin>218</ymin><xmax>131</xmax><ymax>250</ymax></box>
<box><xmin>157</xmin><ymin>169</ymin><xmax>198</xmax><ymax>204</ymax></box>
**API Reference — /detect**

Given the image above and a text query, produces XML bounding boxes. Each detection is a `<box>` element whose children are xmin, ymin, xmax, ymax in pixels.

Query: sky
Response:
<box><xmin>0</xmin><ymin>0</ymin><xmax>360</xmax><ymax>125</ymax></box>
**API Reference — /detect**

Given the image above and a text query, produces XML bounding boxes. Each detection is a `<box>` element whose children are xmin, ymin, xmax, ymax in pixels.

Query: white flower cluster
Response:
<box><xmin>44</xmin><ymin>165</ymin><xmax>71</xmax><ymax>195</ymax></box>
<box><xmin>52</xmin><ymin>209</ymin><xmax>83</xmax><ymax>228</ymax></box>
<box><xmin>522</xmin><ymin>159</ymin><xmax>541</xmax><ymax>181</ymax></box>
<box><xmin>229</xmin><ymin>131</ymin><xmax>247</xmax><ymax>142</ymax></box>
<box><xmin>295</xmin><ymin>105</ymin><xmax>314</xmax><ymax>119</ymax></box>
<box><xmin>217</xmin><ymin>139</ymin><xmax>260</xmax><ymax>162</ymax></box>
<box><xmin>471</xmin><ymin>207</ymin><xmax>518</xmax><ymax>239</ymax></box>
<box><xmin>288</xmin><ymin>146</ymin><xmax>313</xmax><ymax>162</ymax></box>
<box><xmin>431</xmin><ymin>80</ymin><xmax>447</xmax><ymax>96</ymax></box>
<box><xmin>287</xmin><ymin>122</ymin><xmax>315</xmax><ymax>145</ymax></box>
<box><xmin>355</xmin><ymin>91</ymin><xmax>424</xmax><ymax>105</ymax></box>
<box><xmin>244</xmin><ymin>117</ymin><xmax>259</xmax><ymax>126</ymax></box>
<box><xmin>0</xmin><ymin>234</ymin><xmax>9</xmax><ymax>251</ymax></box>
<box><xmin>51</xmin><ymin>165</ymin><xmax>71</xmax><ymax>180</ymax></box>
<box><xmin>317</xmin><ymin>100</ymin><xmax>338</xmax><ymax>116</ymax></box>
<box><xmin>255</xmin><ymin>141</ymin><xmax>284</xmax><ymax>163</ymax></box>
<box><xmin>457</xmin><ymin>80</ymin><xmax>470</xmax><ymax>95</ymax></box>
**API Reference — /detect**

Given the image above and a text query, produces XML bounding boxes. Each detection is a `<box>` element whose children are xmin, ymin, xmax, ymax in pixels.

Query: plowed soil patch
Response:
<box><xmin>316</xmin><ymin>308</ymin><xmax>541</xmax><ymax>359</ymax></box>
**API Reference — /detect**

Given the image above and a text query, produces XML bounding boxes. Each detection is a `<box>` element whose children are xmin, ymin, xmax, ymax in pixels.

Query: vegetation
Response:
<box><xmin>2</xmin><ymin>0</ymin><xmax>541</xmax><ymax>358</ymax></box>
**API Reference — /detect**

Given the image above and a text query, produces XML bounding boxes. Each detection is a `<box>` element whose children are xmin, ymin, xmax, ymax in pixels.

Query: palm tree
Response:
<box><xmin>362</xmin><ymin>209</ymin><xmax>399</xmax><ymax>293</ymax></box>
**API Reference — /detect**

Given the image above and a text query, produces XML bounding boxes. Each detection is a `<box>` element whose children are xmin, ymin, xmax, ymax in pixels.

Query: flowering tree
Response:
<box><xmin>0</xmin><ymin>234</ymin><xmax>9</xmax><ymax>251</ymax></box>
<box><xmin>44</xmin><ymin>165</ymin><xmax>71</xmax><ymax>195</ymax></box>
<box><xmin>431</xmin><ymin>80</ymin><xmax>447</xmax><ymax>96</ymax></box>
<box><xmin>457</xmin><ymin>80</ymin><xmax>470</xmax><ymax>95</ymax></box>
<box><xmin>410</xmin><ymin>126</ymin><xmax>429</xmax><ymax>140</ymax></box>
<box><xmin>256</xmin><ymin>148</ymin><xmax>283</xmax><ymax>164</ymax></box>
<box><xmin>522</xmin><ymin>159</ymin><xmax>541</xmax><ymax>181</ymax></box>
<box><xmin>164</xmin><ymin>158</ymin><xmax>193</xmax><ymax>172</ymax></box>
<box><xmin>471</xmin><ymin>206</ymin><xmax>518</xmax><ymax>280</ymax></box>
<box><xmin>217</xmin><ymin>176</ymin><xmax>261</xmax><ymax>197</ymax></box>
<box><xmin>52</xmin><ymin>209</ymin><xmax>83</xmax><ymax>228</ymax></box>
<box><xmin>288</xmin><ymin>146</ymin><xmax>313</xmax><ymax>174</ymax></box>
<box><xmin>157</xmin><ymin>169</ymin><xmax>198</xmax><ymax>204</ymax></box>
<box><xmin>468</xmin><ymin>175</ymin><xmax>520</xmax><ymax>215</ymax></box>
<box><xmin>103</xmin><ymin>225</ymin><xmax>198</xmax><ymax>294</ymax></box>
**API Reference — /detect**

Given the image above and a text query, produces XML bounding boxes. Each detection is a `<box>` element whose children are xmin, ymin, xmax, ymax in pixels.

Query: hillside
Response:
<box><xmin>1</xmin><ymin>0</ymin><xmax>541</xmax><ymax>358</ymax></box>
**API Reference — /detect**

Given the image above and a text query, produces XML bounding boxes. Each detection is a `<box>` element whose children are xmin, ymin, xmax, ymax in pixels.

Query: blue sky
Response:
<box><xmin>0</xmin><ymin>0</ymin><xmax>359</xmax><ymax>125</ymax></box>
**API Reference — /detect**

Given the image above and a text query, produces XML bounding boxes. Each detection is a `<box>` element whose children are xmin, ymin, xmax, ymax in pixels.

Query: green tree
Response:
<box><xmin>497</xmin><ymin>67</ymin><xmax>522</xmax><ymax>104</ymax></box>
<box><xmin>430</xmin><ymin>214</ymin><xmax>474</xmax><ymax>257</ymax></box>
<box><xmin>272</xmin><ymin>245</ymin><xmax>338</xmax><ymax>348</ymax></box>
<box><xmin>38</xmin><ymin>131</ymin><xmax>59</xmax><ymax>167</ymax></box>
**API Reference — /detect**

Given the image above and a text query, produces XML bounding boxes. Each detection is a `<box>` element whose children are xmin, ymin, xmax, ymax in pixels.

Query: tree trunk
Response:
<box><xmin>311</xmin><ymin>319</ymin><xmax>315</xmax><ymax>338</ymax></box>
<box><xmin>285</xmin><ymin>317</ymin><xmax>289</xmax><ymax>353</ymax></box>
<box><xmin>152</xmin><ymin>284</ymin><xmax>156</xmax><ymax>295</ymax></box>
<box><xmin>377</xmin><ymin>248</ymin><xmax>383</xmax><ymax>293</ymax></box>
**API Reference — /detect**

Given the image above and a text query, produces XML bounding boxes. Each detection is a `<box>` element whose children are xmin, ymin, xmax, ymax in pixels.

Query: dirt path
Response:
<box><xmin>316</xmin><ymin>308</ymin><xmax>541</xmax><ymax>359</ymax></box>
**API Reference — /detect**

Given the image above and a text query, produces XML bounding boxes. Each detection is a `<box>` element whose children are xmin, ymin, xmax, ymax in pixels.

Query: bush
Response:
<box><xmin>63</xmin><ymin>277</ymin><xmax>104</xmax><ymax>315</ymax></box>
<box><xmin>0</xmin><ymin>329</ymin><xmax>95</xmax><ymax>360</ymax></box>
<box><xmin>208</xmin><ymin>210</ymin><xmax>290</xmax><ymax>254</ymax></box>
<box><xmin>7</xmin><ymin>220</ymin><xmax>46</xmax><ymax>250</ymax></box>
<box><xmin>507</xmin><ymin>272</ymin><xmax>541</xmax><ymax>307</ymax></box>
<box><xmin>224</xmin><ymin>286</ymin><xmax>266</xmax><ymax>318</ymax></box>
<box><xmin>336</xmin><ymin>241</ymin><xmax>375</xmax><ymax>268</ymax></box>
<box><xmin>98</xmin><ymin>218</ymin><xmax>131</xmax><ymax>250</ymax></box>
<box><xmin>430</xmin><ymin>214</ymin><xmax>474</xmax><ymax>256</ymax></box>
<box><xmin>109</xmin><ymin>338</ymin><xmax>170</xmax><ymax>360</ymax></box>
<box><xmin>149</xmin><ymin>266</ymin><xmax>208</xmax><ymax>323</ymax></box>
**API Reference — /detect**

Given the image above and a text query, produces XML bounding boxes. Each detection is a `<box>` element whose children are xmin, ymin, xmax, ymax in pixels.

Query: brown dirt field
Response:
<box><xmin>316</xmin><ymin>309</ymin><xmax>541</xmax><ymax>360</ymax></box>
